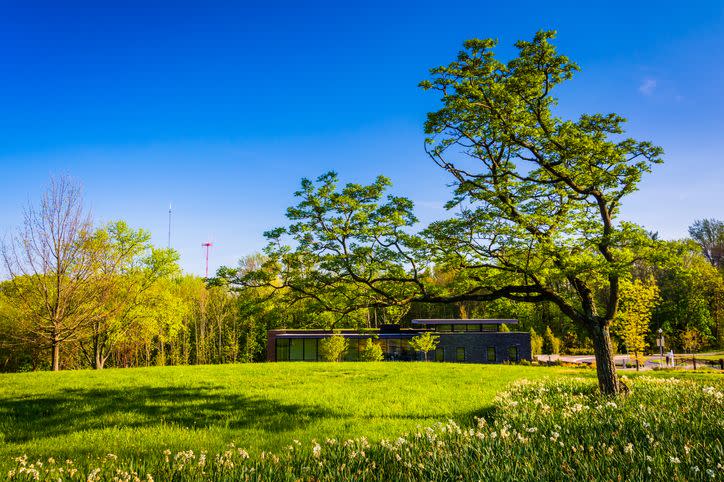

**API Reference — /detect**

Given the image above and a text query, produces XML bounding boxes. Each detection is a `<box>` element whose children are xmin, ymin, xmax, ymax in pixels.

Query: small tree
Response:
<box><xmin>319</xmin><ymin>334</ymin><xmax>348</xmax><ymax>362</ymax></box>
<box><xmin>499</xmin><ymin>323</ymin><xmax>511</xmax><ymax>333</ymax></box>
<box><xmin>409</xmin><ymin>332</ymin><xmax>440</xmax><ymax>361</ymax></box>
<box><xmin>359</xmin><ymin>338</ymin><xmax>384</xmax><ymax>361</ymax></box>
<box><xmin>530</xmin><ymin>328</ymin><xmax>543</xmax><ymax>356</ymax></box>
<box><xmin>680</xmin><ymin>328</ymin><xmax>703</xmax><ymax>354</ymax></box>
<box><xmin>612</xmin><ymin>276</ymin><xmax>659</xmax><ymax>370</ymax></box>
<box><xmin>542</xmin><ymin>327</ymin><xmax>561</xmax><ymax>359</ymax></box>
<box><xmin>680</xmin><ymin>327</ymin><xmax>704</xmax><ymax>370</ymax></box>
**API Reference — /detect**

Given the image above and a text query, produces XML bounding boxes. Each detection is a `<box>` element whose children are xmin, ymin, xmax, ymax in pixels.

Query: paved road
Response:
<box><xmin>535</xmin><ymin>353</ymin><xmax>722</xmax><ymax>370</ymax></box>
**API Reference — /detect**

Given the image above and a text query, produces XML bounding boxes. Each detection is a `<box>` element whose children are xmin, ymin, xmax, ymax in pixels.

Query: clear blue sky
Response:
<box><xmin>1</xmin><ymin>1</ymin><xmax>723</xmax><ymax>275</ymax></box>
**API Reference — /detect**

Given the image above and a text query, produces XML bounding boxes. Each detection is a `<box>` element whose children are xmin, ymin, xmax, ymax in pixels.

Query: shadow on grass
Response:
<box><xmin>0</xmin><ymin>385</ymin><xmax>335</xmax><ymax>443</ymax></box>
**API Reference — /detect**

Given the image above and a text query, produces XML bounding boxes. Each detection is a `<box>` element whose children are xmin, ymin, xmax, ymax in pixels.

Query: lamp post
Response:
<box><xmin>657</xmin><ymin>328</ymin><xmax>664</xmax><ymax>366</ymax></box>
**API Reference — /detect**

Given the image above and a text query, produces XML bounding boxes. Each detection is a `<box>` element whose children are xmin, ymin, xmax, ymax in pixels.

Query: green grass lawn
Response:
<box><xmin>0</xmin><ymin>362</ymin><xmax>588</xmax><ymax>468</ymax></box>
<box><xmin>2</xmin><ymin>364</ymin><xmax>721</xmax><ymax>481</ymax></box>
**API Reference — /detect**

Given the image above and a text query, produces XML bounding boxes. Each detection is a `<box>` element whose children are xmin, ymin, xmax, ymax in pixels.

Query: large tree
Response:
<box><xmin>240</xmin><ymin>31</ymin><xmax>663</xmax><ymax>395</ymax></box>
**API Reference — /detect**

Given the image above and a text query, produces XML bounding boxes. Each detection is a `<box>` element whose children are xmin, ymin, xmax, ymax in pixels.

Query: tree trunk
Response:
<box><xmin>51</xmin><ymin>337</ymin><xmax>60</xmax><ymax>371</ymax></box>
<box><xmin>590</xmin><ymin>322</ymin><xmax>622</xmax><ymax>395</ymax></box>
<box><xmin>92</xmin><ymin>326</ymin><xmax>103</xmax><ymax>369</ymax></box>
<box><xmin>96</xmin><ymin>349</ymin><xmax>106</xmax><ymax>369</ymax></box>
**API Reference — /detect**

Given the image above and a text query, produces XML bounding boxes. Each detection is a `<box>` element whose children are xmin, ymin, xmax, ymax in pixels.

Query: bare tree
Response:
<box><xmin>1</xmin><ymin>176</ymin><xmax>102</xmax><ymax>371</ymax></box>
<box><xmin>689</xmin><ymin>219</ymin><xmax>724</xmax><ymax>270</ymax></box>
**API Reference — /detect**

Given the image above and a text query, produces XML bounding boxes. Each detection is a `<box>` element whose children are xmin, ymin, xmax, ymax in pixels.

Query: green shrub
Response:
<box><xmin>530</xmin><ymin>329</ymin><xmax>543</xmax><ymax>355</ymax></box>
<box><xmin>359</xmin><ymin>338</ymin><xmax>383</xmax><ymax>361</ymax></box>
<box><xmin>319</xmin><ymin>334</ymin><xmax>348</xmax><ymax>362</ymax></box>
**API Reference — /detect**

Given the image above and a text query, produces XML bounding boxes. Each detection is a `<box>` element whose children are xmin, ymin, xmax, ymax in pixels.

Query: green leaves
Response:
<box><xmin>419</xmin><ymin>30</ymin><xmax>665</xmax><ymax>324</ymax></box>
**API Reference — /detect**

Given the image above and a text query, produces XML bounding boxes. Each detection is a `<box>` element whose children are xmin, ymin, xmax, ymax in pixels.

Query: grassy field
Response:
<box><xmin>0</xmin><ymin>362</ymin><xmax>581</xmax><ymax>467</ymax></box>
<box><xmin>2</xmin><ymin>363</ymin><xmax>722</xmax><ymax>480</ymax></box>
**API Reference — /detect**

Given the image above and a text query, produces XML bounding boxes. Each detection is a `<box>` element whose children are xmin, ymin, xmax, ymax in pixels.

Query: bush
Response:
<box><xmin>319</xmin><ymin>334</ymin><xmax>348</xmax><ymax>362</ymax></box>
<box><xmin>359</xmin><ymin>338</ymin><xmax>383</xmax><ymax>361</ymax></box>
<box><xmin>529</xmin><ymin>329</ymin><xmax>543</xmax><ymax>355</ymax></box>
<box><xmin>564</xmin><ymin>347</ymin><xmax>594</xmax><ymax>356</ymax></box>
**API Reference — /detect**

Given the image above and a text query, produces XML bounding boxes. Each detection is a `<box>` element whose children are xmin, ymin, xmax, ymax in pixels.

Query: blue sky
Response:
<box><xmin>1</xmin><ymin>1</ymin><xmax>723</xmax><ymax>275</ymax></box>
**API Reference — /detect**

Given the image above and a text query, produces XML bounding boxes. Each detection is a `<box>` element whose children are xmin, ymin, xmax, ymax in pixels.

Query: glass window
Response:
<box><xmin>290</xmin><ymin>339</ymin><xmax>304</xmax><ymax>361</ymax></box>
<box><xmin>401</xmin><ymin>339</ymin><xmax>414</xmax><ymax>359</ymax></box>
<box><xmin>487</xmin><ymin>346</ymin><xmax>496</xmax><ymax>362</ymax></box>
<box><xmin>482</xmin><ymin>324</ymin><xmax>498</xmax><ymax>332</ymax></box>
<box><xmin>304</xmin><ymin>338</ymin><xmax>318</xmax><ymax>361</ymax></box>
<box><xmin>437</xmin><ymin>324</ymin><xmax>452</xmax><ymax>332</ymax></box>
<box><xmin>508</xmin><ymin>346</ymin><xmax>518</xmax><ymax>362</ymax></box>
<box><xmin>276</xmin><ymin>339</ymin><xmax>290</xmax><ymax>361</ymax></box>
<box><xmin>453</xmin><ymin>324</ymin><xmax>466</xmax><ymax>332</ymax></box>
<box><xmin>435</xmin><ymin>347</ymin><xmax>444</xmax><ymax>362</ymax></box>
<box><xmin>387</xmin><ymin>339</ymin><xmax>401</xmax><ymax>360</ymax></box>
<box><xmin>343</xmin><ymin>339</ymin><xmax>359</xmax><ymax>361</ymax></box>
<box><xmin>456</xmin><ymin>347</ymin><xmax>465</xmax><ymax>362</ymax></box>
<box><xmin>466</xmin><ymin>324</ymin><xmax>481</xmax><ymax>332</ymax></box>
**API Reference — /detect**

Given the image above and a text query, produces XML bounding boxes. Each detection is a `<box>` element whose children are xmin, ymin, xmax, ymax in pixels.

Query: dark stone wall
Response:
<box><xmin>434</xmin><ymin>332</ymin><xmax>532</xmax><ymax>363</ymax></box>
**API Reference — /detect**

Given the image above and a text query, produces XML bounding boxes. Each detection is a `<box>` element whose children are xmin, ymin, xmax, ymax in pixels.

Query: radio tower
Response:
<box><xmin>167</xmin><ymin>203</ymin><xmax>172</xmax><ymax>249</ymax></box>
<box><xmin>202</xmin><ymin>242</ymin><xmax>213</xmax><ymax>278</ymax></box>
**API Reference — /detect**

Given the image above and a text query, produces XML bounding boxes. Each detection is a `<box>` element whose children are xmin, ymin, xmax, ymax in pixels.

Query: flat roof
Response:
<box><xmin>273</xmin><ymin>333</ymin><xmax>418</xmax><ymax>339</ymax></box>
<box><xmin>411</xmin><ymin>319</ymin><xmax>518</xmax><ymax>325</ymax></box>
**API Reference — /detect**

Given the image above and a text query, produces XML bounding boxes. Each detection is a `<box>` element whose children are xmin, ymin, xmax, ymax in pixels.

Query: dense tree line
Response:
<box><xmin>0</xmin><ymin>179</ymin><xmax>300</xmax><ymax>372</ymax></box>
<box><xmin>0</xmin><ymin>176</ymin><xmax>720</xmax><ymax>372</ymax></box>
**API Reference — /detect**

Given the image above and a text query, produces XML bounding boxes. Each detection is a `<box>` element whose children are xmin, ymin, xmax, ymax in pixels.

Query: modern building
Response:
<box><xmin>267</xmin><ymin>319</ymin><xmax>531</xmax><ymax>363</ymax></box>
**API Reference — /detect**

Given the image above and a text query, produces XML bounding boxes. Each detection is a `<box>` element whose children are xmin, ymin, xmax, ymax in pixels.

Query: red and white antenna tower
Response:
<box><xmin>202</xmin><ymin>242</ymin><xmax>213</xmax><ymax>278</ymax></box>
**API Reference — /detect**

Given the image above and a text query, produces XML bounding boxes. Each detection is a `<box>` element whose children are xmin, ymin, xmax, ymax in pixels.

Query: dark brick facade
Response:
<box><xmin>434</xmin><ymin>332</ymin><xmax>532</xmax><ymax>363</ymax></box>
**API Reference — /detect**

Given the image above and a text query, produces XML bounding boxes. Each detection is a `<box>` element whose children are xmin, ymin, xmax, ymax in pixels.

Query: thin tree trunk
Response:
<box><xmin>51</xmin><ymin>336</ymin><xmax>60</xmax><ymax>371</ymax></box>
<box><xmin>92</xmin><ymin>325</ymin><xmax>103</xmax><ymax>369</ymax></box>
<box><xmin>590</xmin><ymin>322</ymin><xmax>622</xmax><ymax>395</ymax></box>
